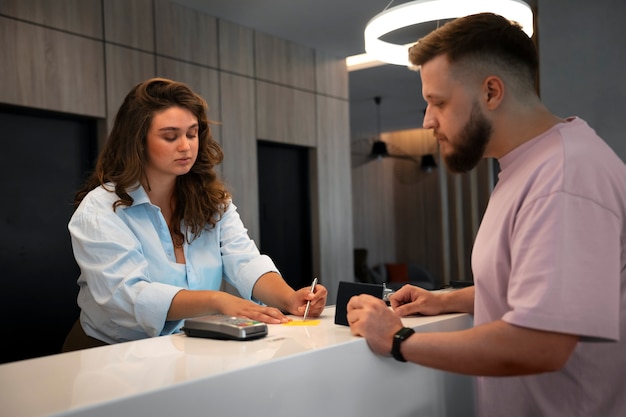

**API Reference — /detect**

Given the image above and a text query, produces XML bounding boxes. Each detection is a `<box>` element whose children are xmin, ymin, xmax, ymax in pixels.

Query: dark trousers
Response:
<box><xmin>62</xmin><ymin>319</ymin><xmax>108</xmax><ymax>352</ymax></box>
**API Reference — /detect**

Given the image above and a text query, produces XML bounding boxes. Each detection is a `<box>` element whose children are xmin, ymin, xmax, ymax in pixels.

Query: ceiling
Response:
<box><xmin>171</xmin><ymin>0</ymin><xmax>537</xmax><ymax>141</ymax></box>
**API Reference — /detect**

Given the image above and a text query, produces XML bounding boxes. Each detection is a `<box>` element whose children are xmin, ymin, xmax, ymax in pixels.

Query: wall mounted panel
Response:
<box><xmin>351</xmin><ymin>159</ymin><xmax>397</xmax><ymax>268</ymax></box>
<box><xmin>0</xmin><ymin>17</ymin><xmax>105</xmax><ymax>117</ymax></box>
<box><xmin>154</xmin><ymin>0</ymin><xmax>218</xmax><ymax>67</ymax></box>
<box><xmin>256</xmin><ymin>81</ymin><xmax>316</xmax><ymax>147</ymax></box>
<box><xmin>315</xmin><ymin>51</ymin><xmax>349</xmax><ymax>99</ymax></box>
<box><xmin>316</xmin><ymin>95</ymin><xmax>352</xmax><ymax>303</ymax></box>
<box><xmin>0</xmin><ymin>0</ymin><xmax>102</xmax><ymax>38</ymax></box>
<box><xmin>219</xmin><ymin>73</ymin><xmax>259</xmax><ymax>240</ymax></box>
<box><xmin>103</xmin><ymin>0</ymin><xmax>155</xmax><ymax>51</ymax></box>
<box><xmin>218</xmin><ymin>20</ymin><xmax>255</xmax><ymax>77</ymax></box>
<box><xmin>254</xmin><ymin>32</ymin><xmax>315</xmax><ymax>90</ymax></box>
<box><xmin>104</xmin><ymin>44</ymin><xmax>156</xmax><ymax>132</ymax></box>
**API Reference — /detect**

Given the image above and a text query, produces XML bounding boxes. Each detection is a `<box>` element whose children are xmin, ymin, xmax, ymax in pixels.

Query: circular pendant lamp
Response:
<box><xmin>364</xmin><ymin>0</ymin><xmax>534</xmax><ymax>66</ymax></box>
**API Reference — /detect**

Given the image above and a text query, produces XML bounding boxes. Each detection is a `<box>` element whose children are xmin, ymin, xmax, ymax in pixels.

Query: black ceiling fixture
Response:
<box><xmin>420</xmin><ymin>153</ymin><xmax>437</xmax><ymax>173</ymax></box>
<box><xmin>351</xmin><ymin>96</ymin><xmax>437</xmax><ymax>182</ymax></box>
<box><xmin>369</xmin><ymin>96</ymin><xmax>389</xmax><ymax>159</ymax></box>
<box><xmin>368</xmin><ymin>96</ymin><xmax>414</xmax><ymax>162</ymax></box>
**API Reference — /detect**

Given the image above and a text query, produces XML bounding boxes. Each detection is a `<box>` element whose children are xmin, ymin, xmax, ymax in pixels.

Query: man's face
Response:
<box><xmin>420</xmin><ymin>55</ymin><xmax>492</xmax><ymax>173</ymax></box>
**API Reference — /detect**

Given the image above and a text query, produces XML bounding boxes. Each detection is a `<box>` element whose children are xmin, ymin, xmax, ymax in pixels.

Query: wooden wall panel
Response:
<box><xmin>103</xmin><ymin>0</ymin><xmax>155</xmax><ymax>51</ymax></box>
<box><xmin>104</xmin><ymin>44</ymin><xmax>156</xmax><ymax>132</ymax></box>
<box><xmin>351</xmin><ymin>159</ymin><xmax>396</xmax><ymax>269</ymax></box>
<box><xmin>315</xmin><ymin>51</ymin><xmax>349</xmax><ymax>99</ymax></box>
<box><xmin>153</xmin><ymin>0</ymin><xmax>218</xmax><ymax>67</ymax></box>
<box><xmin>254</xmin><ymin>32</ymin><xmax>315</xmax><ymax>90</ymax></box>
<box><xmin>218</xmin><ymin>73</ymin><xmax>259</xmax><ymax>241</ymax></box>
<box><xmin>386</xmin><ymin>129</ymin><xmax>443</xmax><ymax>284</ymax></box>
<box><xmin>393</xmin><ymin>165</ymin><xmax>444</xmax><ymax>285</ymax></box>
<box><xmin>218</xmin><ymin>20</ymin><xmax>255</xmax><ymax>77</ymax></box>
<box><xmin>446</xmin><ymin>172</ymin><xmax>469</xmax><ymax>282</ymax></box>
<box><xmin>454</xmin><ymin>159</ymin><xmax>497</xmax><ymax>283</ymax></box>
<box><xmin>316</xmin><ymin>95</ymin><xmax>352</xmax><ymax>303</ymax></box>
<box><xmin>443</xmin><ymin>172</ymin><xmax>458</xmax><ymax>282</ymax></box>
<box><xmin>436</xmin><ymin>154</ymin><xmax>452</xmax><ymax>284</ymax></box>
<box><xmin>0</xmin><ymin>0</ymin><xmax>102</xmax><ymax>38</ymax></box>
<box><xmin>256</xmin><ymin>81</ymin><xmax>316</xmax><ymax>146</ymax></box>
<box><xmin>0</xmin><ymin>17</ymin><xmax>105</xmax><ymax>117</ymax></box>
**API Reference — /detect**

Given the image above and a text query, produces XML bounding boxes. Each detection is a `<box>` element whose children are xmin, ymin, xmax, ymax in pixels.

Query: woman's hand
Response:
<box><xmin>215</xmin><ymin>292</ymin><xmax>290</xmax><ymax>324</ymax></box>
<box><xmin>168</xmin><ymin>289</ymin><xmax>289</xmax><ymax>324</ymax></box>
<box><xmin>288</xmin><ymin>283</ymin><xmax>328</xmax><ymax>318</ymax></box>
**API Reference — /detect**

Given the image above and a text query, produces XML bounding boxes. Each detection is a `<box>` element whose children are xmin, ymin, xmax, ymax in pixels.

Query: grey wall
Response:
<box><xmin>538</xmin><ymin>0</ymin><xmax>626</xmax><ymax>161</ymax></box>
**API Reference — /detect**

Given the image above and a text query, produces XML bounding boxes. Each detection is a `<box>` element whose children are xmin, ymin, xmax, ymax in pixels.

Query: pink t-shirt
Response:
<box><xmin>472</xmin><ymin>117</ymin><xmax>626</xmax><ymax>417</ymax></box>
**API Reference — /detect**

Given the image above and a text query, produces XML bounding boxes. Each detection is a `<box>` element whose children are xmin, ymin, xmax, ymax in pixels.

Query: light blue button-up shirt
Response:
<box><xmin>68</xmin><ymin>184</ymin><xmax>278</xmax><ymax>343</ymax></box>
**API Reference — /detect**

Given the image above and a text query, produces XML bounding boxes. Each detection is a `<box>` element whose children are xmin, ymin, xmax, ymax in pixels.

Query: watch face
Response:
<box><xmin>395</xmin><ymin>327</ymin><xmax>415</xmax><ymax>339</ymax></box>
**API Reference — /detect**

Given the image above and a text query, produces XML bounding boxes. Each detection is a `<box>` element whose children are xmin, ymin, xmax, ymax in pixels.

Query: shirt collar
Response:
<box><xmin>127</xmin><ymin>183</ymin><xmax>152</xmax><ymax>207</ymax></box>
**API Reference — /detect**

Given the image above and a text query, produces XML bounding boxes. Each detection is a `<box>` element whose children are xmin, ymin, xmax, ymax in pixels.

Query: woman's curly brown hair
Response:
<box><xmin>74</xmin><ymin>77</ymin><xmax>230</xmax><ymax>242</ymax></box>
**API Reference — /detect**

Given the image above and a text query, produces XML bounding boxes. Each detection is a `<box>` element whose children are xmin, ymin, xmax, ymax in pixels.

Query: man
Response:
<box><xmin>347</xmin><ymin>12</ymin><xmax>625</xmax><ymax>417</ymax></box>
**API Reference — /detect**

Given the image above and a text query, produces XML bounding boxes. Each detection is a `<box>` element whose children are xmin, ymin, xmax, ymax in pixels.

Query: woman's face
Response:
<box><xmin>144</xmin><ymin>106</ymin><xmax>199</xmax><ymax>184</ymax></box>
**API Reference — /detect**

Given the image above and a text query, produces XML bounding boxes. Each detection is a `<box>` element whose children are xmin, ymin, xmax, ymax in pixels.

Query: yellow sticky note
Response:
<box><xmin>282</xmin><ymin>320</ymin><xmax>321</xmax><ymax>326</ymax></box>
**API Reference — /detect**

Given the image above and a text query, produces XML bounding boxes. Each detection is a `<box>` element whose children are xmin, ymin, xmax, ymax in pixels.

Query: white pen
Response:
<box><xmin>303</xmin><ymin>277</ymin><xmax>318</xmax><ymax>321</ymax></box>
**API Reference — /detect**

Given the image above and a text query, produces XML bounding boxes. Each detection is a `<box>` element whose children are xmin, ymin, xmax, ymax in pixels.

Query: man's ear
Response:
<box><xmin>483</xmin><ymin>75</ymin><xmax>504</xmax><ymax>110</ymax></box>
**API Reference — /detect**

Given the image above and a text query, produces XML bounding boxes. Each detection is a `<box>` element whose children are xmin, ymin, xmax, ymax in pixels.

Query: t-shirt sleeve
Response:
<box><xmin>502</xmin><ymin>191</ymin><xmax>621</xmax><ymax>341</ymax></box>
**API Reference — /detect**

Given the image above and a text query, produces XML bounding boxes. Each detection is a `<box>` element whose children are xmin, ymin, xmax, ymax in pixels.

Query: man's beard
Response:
<box><xmin>442</xmin><ymin>102</ymin><xmax>492</xmax><ymax>173</ymax></box>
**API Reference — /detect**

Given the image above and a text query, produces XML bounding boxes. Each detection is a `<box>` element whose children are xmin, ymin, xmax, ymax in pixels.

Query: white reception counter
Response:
<box><xmin>0</xmin><ymin>306</ymin><xmax>475</xmax><ymax>417</ymax></box>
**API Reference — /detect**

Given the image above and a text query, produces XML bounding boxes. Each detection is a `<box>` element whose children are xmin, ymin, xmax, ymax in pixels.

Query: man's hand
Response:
<box><xmin>347</xmin><ymin>294</ymin><xmax>404</xmax><ymax>356</ymax></box>
<box><xmin>390</xmin><ymin>285</ymin><xmax>475</xmax><ymax>316</ymax></box>
<box><xmin>389</xmin><ymin>285</ymin><xmax>446</xmax><ymax>316</ymax></box>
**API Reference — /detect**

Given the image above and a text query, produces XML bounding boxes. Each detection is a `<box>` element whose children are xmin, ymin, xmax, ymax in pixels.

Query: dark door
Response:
<box><xmin>0</xmin><ymin>106</ymin><xmax>97</xmax><ymax>363</ymax></box>
<box><xmin>257</xmin><ymin>140</ymin><xmax>312</xmax><ymax>290</ymax></box>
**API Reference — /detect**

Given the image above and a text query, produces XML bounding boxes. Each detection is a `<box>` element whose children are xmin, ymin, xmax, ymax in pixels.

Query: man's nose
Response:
<box><xmin>422</xmin><ymin>105</ymin><xmax>436</xmax><ymax>130</ymax></box>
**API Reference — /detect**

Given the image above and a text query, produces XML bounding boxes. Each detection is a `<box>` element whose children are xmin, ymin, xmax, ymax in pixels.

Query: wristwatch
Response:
<box><xmin>391</xmin><ymin>327</ymin><xmax>415</xmax><ymax>362</ymax></box>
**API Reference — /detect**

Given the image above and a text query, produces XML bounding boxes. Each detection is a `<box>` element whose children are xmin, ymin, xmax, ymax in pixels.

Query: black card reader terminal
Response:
<box><xmin>182</xmin><ymin>314</ymin><xmax>268</xmax><ymax>341</ymax></box>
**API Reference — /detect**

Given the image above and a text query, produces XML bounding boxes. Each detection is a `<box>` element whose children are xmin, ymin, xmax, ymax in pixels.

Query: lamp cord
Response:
<box><xmin>374</xmin><ymin>96</ymin><xmax>382</xmax><ymax>139</ymax></box>
<box><xmin>382</xmin><ymin>0</ymin><xmax>395</xmax><ymax>12</ymax></box>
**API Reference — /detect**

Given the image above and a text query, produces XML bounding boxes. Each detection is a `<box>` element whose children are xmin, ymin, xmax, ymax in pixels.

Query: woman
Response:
<box><xmin>67</xmin><ymin>77</ymin><xmax>327</xmax><ymax>346</ymax></box>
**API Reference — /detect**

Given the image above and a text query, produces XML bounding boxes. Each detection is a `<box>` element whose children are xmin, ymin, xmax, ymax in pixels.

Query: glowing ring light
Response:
<box><xmin>364</xmin><ymin>0</ymin><xmax>533</xmax><ymax>66</ymax></box>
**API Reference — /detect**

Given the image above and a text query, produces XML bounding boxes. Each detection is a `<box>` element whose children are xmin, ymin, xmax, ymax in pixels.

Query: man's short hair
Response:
<box><xmin>409</xmin><ymin>13</ymin><xmax>538</xmax><ymax>90</ymax></box>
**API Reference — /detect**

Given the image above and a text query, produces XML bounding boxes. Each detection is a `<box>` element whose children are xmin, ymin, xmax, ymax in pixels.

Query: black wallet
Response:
<box><xmin>334</xmin><ymin>281</ymin><xmax>384</xmax><ymax>326</ymax></box>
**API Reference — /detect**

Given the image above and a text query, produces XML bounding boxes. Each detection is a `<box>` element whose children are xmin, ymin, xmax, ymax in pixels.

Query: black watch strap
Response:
<box><xmin>391</xmin><ymin>327</ymin><xmax>415</xmax><ymax>362</ymax></box>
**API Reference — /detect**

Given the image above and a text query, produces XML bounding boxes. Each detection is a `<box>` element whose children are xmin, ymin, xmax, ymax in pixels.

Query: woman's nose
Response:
<box><xmin>178</xmin><ymin>136</ymin><xmax>191</xmax><ymax>151</ymax></box>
